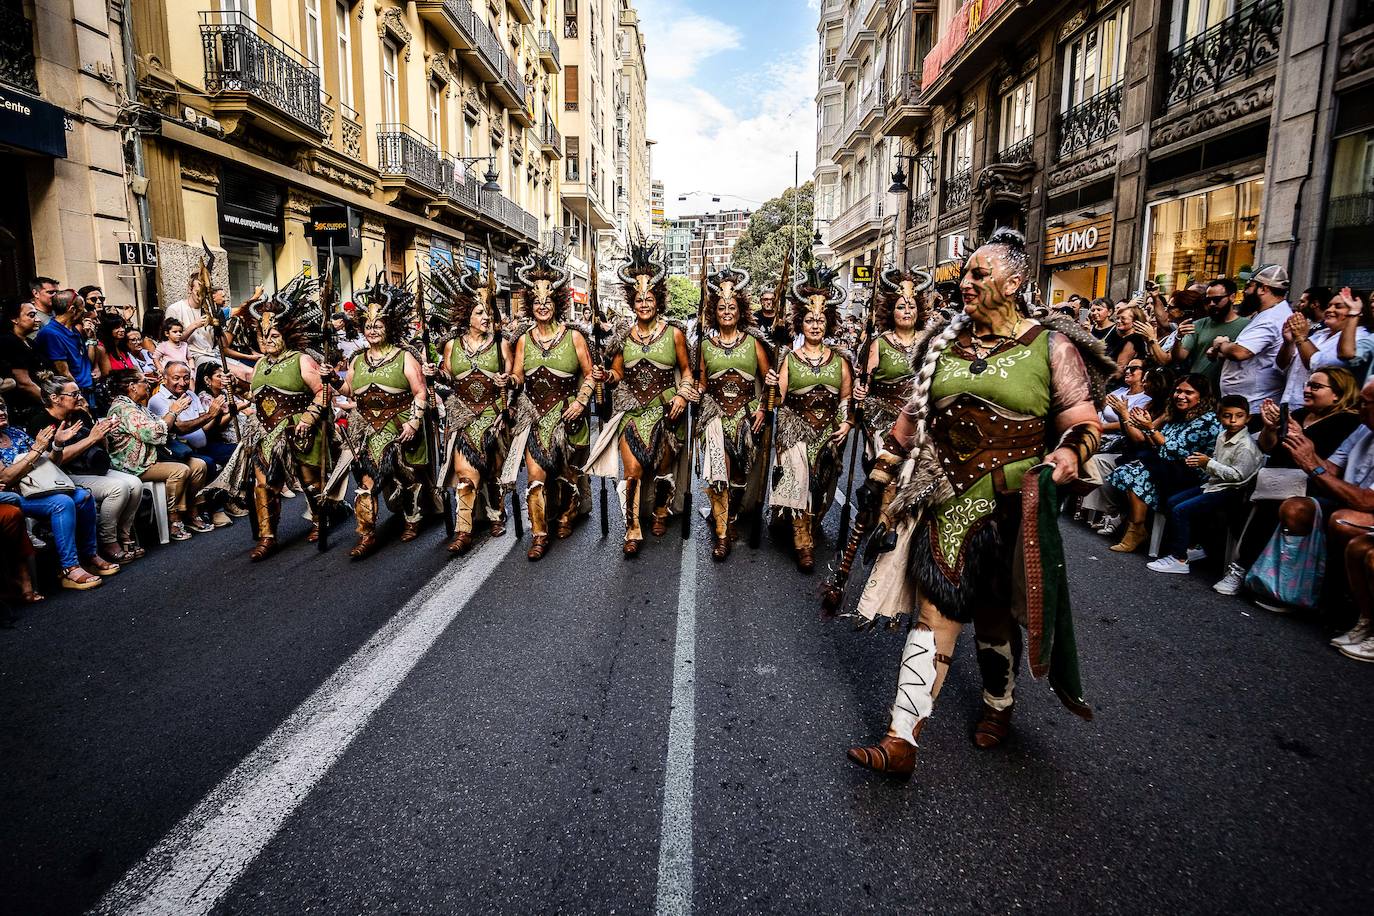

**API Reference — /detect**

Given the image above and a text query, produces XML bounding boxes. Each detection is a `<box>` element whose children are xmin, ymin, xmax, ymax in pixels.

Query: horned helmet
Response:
<box><xmin>248</xmin><ymin>271</ymin><xmax>319</xmax><ymax>356</ymax></box>
<box><xmin>876</xmin><ymin>266</ymin><xmax>934</xmax><ymax>330</ymax></box>
<box><xmin>515</xmin><ymin>250</ymin><xmax>569</xmax><ymax>319</ymax></box>
<box><xmin>618</xmin><ymin>238</ymin><xmax>667</xmax><ymax>313</ymax></box>
<box><xmin>355</xmin><ymin>272</ymin><xmax>416</xmax><ymax>346</ymax></box>
<box><xmin>789</xmin><ymin>265</ymin><xmax>846</xmax><ymax>338</ymax></box>
<box><xmin>705</xmin><ymin>265</ymin><xmax>754</xmax><ymax>331</ymax></box>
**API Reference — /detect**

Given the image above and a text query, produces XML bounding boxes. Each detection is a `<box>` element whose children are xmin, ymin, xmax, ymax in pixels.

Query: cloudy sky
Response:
<box><xmin>636</xmin><ymin>0</ymin><xmax>819</xmax><ymax>218</ymax></box>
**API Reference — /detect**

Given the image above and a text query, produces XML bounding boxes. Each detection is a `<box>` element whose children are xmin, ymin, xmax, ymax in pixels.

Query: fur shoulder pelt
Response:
<box><xmin>1040</xmin><ymin>315</ymin><xmax>1117</xmax><ymax>410</ymax></box>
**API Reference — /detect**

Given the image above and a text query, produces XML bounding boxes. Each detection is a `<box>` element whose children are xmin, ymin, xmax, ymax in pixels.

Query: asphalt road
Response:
<box><xmin>2</xmin><ymin>486</ymin><xmax>1371</xmax><ymax>914</ymax></box>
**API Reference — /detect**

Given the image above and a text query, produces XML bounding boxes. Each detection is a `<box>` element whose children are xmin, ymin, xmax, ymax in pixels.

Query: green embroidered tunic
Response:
<box><xmin>701</xmin><ymin>334</ymin><xmax>761</xmax><ymax>441</ymax></box>
<box><xmin>447</xmin><ymin>336</ymin><xmax>503</xmax><ymax>456</ymax></box>
<box><xmin>783</xmin><ymin>349</ymin><xmax>844</xmax><ymax>469</ymax></box>
<box><xmin>350</xmin><ymin>348</ymin><xmax>426</xmax><ymax>470</ymax></box>
<box><xmin>251</xmin><ymin>351</ymin><xmax>324</xmax><ymax>467</ymax></box>
<box><xmin>617</xmin><ymin>324</ymin><xmax>684</xmax><ymax>451</ymax></box>
<box><xmin>521</xmin><ymin>325</ymin><xmax>589</xmax><ymax>453</ymax></box>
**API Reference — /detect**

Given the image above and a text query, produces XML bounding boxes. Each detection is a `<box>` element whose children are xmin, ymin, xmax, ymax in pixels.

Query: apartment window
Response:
<box><xmin>1062</xmin><ymin>5</ymin><xmax>1130</xmax><ymax>110</ymax></box>
<box><xmin>463</xmin><ymin>115</ymin><xmax>476</xmax><ymax>158</ymax></box>
<box><xmin>1171</xmin><ymin>0</ymin><xmax>1243</xmax><ymax>46</ymax></box>
<box><xmin>840</xmin><ymin>172</ymin><xmax>851</xmax><ymax>210</ymax></box>
<box><xmin>304</xmin><ymin>0</ymin><xmax>323</xmax><ymax>69</ymax></box>
<box><xmin>381</xmin><ymin>40</ymin><xmax>400</xmax><ymax>123</ymax></box>
<box><xmin>566</xmin><ymin>136</ymin><xmax>581</xmax><ymax>181</ymax></box>
<box><xmin>856</xmin><ymin>155</ymin><xmax>869</xmax><ymax>199</ymax></box>
<box><xmin>335</xmin><ymin>0</ymin><xmax>353</xmax><ymax>109</ymax></box>
<box><xmin>999</xmin><ymin>78</ymin><xmax>1035</xmax><ymax>149</ymax></box>
<box><xmin>565</xmin><ymin>65</ymin><xmax>579</xmax><ymax>110</ymax></box>
<box><xmin>428</xmin><ymin>80</ymin><xmax>443</xmax><ymax>148</ymax></box>
<box><xmin>944</xmin><ymin>120</ymin><xmax>973</xmax><ymax>176</ymax></box>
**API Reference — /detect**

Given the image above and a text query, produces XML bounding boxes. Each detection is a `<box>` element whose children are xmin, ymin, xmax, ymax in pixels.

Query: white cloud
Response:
<box><xmin>638</xmin><ymin>2</ymin><xmax>819</xmax><ymax>218</ymax></box>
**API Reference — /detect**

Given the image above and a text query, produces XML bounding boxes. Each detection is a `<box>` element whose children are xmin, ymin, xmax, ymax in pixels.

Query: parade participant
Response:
<box><xmin>763</xmin><ymin>266</ymin><xmax>853</xmax><ymax>573</ymax></box>
<box><xmin>585</xmin><ymin>242</ymin><xmax>693</xmax><ymax>557</ymax></box>
<box><xmin>205</xmin><ymin>274</ymin><xmax>332</xmax><ymax>560</ymax></box>
<box><xmin>504</xmin><ymin>250</ymin><xmax>595</xmax><ymax>561</ymax></box>
<box><xmin>430</xmin><ymin>261</ymin><xmax>514</xmax><ymax>555</ymax></box>
<box><xmin>846</xmin><ymin>227</ymin><xmax>1112</xmax><ymax>777</ymax></box>
<box><xmin>332</xmin><ymin>277</ymin><xmax>435</xmax><ymax>558</ymax></box>
<box><xmin>688</xmin><ymin>266</ymin><xmax>770</xmax><ymax>560</ymax></box>
<box><xmin>852</xmin><ymin>267</ymin><xmax>932</xmax><ymax>459</ymax></box>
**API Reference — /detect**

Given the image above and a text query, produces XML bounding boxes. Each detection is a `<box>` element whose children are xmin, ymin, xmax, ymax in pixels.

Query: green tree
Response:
<box><xmin>666</xmin><ymin>275</ymin><xmax>701</xmax><ymax>320</ymax></box>
<box><xmin>730</xmin><ymin>181</ymin><xmax>815</xmax><ymax>295</ymax></box>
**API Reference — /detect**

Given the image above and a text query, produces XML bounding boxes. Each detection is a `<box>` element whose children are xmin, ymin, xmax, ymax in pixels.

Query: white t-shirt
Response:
<box><xmin>1220</xmin><ymin>299</ymin><xmax>1293</xmax><ymax>413</ymax></box>
<box><xmin>165</xmin><ymin>298</ymin><xmax>219</xmax><ymax>364</ymax></box>
<box><xmin>1281</xmin><ymin>325</ymin><xmax>1374</xmax><ymax>409</ymax></box>
<box><xmin>1099</xmin><ymin>385</ymin><xmax>1152</xmax><ymax>427</ymax></box>
<box><xmin>148</xmin><ymin>384</ymin><xmax>209</xmax><ymax>450</ymax></box>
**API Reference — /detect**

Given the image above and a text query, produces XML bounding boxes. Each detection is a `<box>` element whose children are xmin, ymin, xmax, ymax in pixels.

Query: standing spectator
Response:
<box><xmin>1174</xmin><ymin>278</ymin><xmax>1250</xmax><ymax>389</ymax></box>
<box><xmin>26</xmin><ymin>376</ymin><xmax>142</xmax><ymax>561</ymax></box>
<box><xmin>1105</xmin><ymin>374</ymin><xmax>1223</xmax><ymax>553</ymax></box>
<box><xmin>1216</xmin><ymin>368</ymin><xmax>1364</xmax><ymax>595</ymax></box>
<box><xmin>77</xmin><ymin>285</ymin><xmax>108</xmax><ymax>315</ymax></box>
<box><xmin>1105</xmin><ymin>302</ymin><xmax>1151</xmax><ymax>376</ymax></box>
<box><xmin>104</xmin><ymin>370</ymin><xmax>211</xmax><ymax>541</ymax></box>
<box><xmin>1146</xmin><ymin>394</ymin><xmax>1261</xmax><ymax>574</ymax></box>
<box><xmin>1</xmin><ymin>300</ymin><xmax>51</xmax><ymax>411</ymax></box>
<box><xmin>0</xmin><ymin>402</ymin><xmax>115</xmax><ymax>588</ymax></box>
<box><xmin>1087</xmin><ymin>297</ymin><xmax>1114</xmax><ymax>341</ymax></box>
<box><xmin>1214</xmin><ymin>265</ymin><xmax>1294</xmax><ymax>418</ymax></box>
<box><xmin>26</xmin><ymin>277</ymin><xmax>59</xmax><ymax>335</ymax></box>
<box><xmin>1278</xmin><ymin>286</ymin><xmax>1374</xmax><ymax>408</ymax></box>
<box><xmin>1295</xmin><ymin>285</ymin><xmax>1333</xmax><ymax>324</ymax></box>
<box><xmin>1153</xmin><ymin>289</ymin><xmax>1203</xmax><ymax>362</ymax></box>
<box><xmin>755</xmin><ymin>289</ymin><xmax>778</xmax><ymax>327</ymax></box>
<box><xmin>148</xmin><ymin>361</ymin><xmax>230</xmax><ymax>528</ymax></box>
<box><xmin>164</xmin><ymin>276</ymin><xmax>221</xmax><ymax>367</ymax></box>
<box><xmin>34</xmin><ymin>290</ymin><xmax>95</xmax><ymax>403</ymax></box>
<box><xmin>153</xmin><ymin>317</ymin><xmax>190</xmax><ymax>370</ymax></box>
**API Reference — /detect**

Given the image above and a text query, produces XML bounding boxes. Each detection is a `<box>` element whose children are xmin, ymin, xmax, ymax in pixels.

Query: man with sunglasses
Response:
<box><xmin>1175</xmin><ymin>277</ymin><xmax>1249</xmax><ymax>389</ymax></box>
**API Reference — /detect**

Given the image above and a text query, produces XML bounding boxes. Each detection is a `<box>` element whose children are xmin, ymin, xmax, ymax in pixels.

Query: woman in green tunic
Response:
<box><xmin>586</xmin><ymin>243</ymin><xmax>693</xmax><ymax>557</ymax></box>
<box><xmin>692</xmin><ymin>266</ymin><xmax>770</xmax><ymax>560</ymax></box>
<box><xmin>507</xmin><ymin>255</ymin><xmax>595</xmax><ymax>561</ymax></box>
<box><xmin>431</xmin><ymin>263</ymin><xmax>513</xmax><ymax>555</ymax></box>
<box><xmin>765</xmin><ymin>266</ymin><xmax>854</xmax><ymax>573</ymax></box>
<box><xmin>336</xmin><ymin>278</ymin><xmax>433</xmax><ymax>559</ymax></box>
<box><xmin>852</xmin><ymin>267</ymin><xmax>932</xmax><ymax>457</ymax></box>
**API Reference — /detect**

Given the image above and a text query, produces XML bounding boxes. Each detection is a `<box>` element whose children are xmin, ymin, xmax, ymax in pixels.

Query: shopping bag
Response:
<box><xmin>1243</xmin><ymin>498</ymin><xmax>1326</xmax><ymax>609</ymax></box>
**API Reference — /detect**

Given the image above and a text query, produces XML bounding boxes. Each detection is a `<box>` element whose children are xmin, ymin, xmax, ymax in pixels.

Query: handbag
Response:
<box><xmin>1244</xmin><ymin>498</ymin><xmax>1326</xmax><ymax>609</ymax></box>
<box><xmin>17</xmin><ymin>458</ymin><xmax>78</xmax><ymax>499</ymax></box>
<box><xmin>158</xmin><ymin>437</ymin><xmax>194</xmax><ymax>463</ymax></box>
<box><xmin>1250</xmin><ymin>467</ymin><xmax>1308</xmax><ymax>502</ymax></box>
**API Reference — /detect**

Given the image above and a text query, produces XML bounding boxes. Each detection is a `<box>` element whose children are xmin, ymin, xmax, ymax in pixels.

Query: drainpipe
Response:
<box><xmin>118</xmin><ymin>0</ymin><xmax>157</xmax><ymax>317</ymax></box>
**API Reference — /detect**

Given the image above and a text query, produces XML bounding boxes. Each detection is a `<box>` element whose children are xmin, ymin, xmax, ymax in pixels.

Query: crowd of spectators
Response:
<box><xmin>1071</xmin><ymin>266</ymin><xmax>1374</xmax><ymax>663</ymax></box>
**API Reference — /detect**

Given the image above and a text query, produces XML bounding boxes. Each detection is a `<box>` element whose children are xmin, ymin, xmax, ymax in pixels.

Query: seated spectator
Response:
<box><xmin>0</xmin><ymin>402</ymin><xmax>116</xmax><ymax>589</ymax></box>
<box><xmin>104</xmin><ymin>370</ymin><xmax>211</xmax><ymax>541</ymax></box>
<box><xmin>1147</xmin><ymin>395</ymin><xmax>1260</xmax><ymax>574</ymax></box>
<box><xmin>1105</xmin><ymin>302</ymin><xmax>1152</xmax><ymax>377</ymax></box>
<box><xmin>1099</xmin><ymin>359</ymin><xmax>1152</xmax><ymax>448</ymax></box>
<box><xmin>123</xmin><ymin>327</ymin><xmax>158</xmax><ymax>378</ymax></box>
<box><xmin>0</xmin><ymin>495</ymin><xmax>42</xmax><ymax>605</ymax></box>
<box><xmin>1278</xmin><ymin>286</ymin><xmax>1373</xmax><ymax>408</ymax></box>
<box><xmin>26</xmin><ymin>375</ymin><xmax>143</xmax><ymax>562</ymax></box>
<box><xmin>1215</xmin><ymin>368</ymin><xmax>1364</xmax><ymax>595</ymax></box>
<box><xmin>1</xmin><ymin>299</ymin><xmax>51</xmax><ymax>411</ymax></box>
<box><xmin>1214</xmin><ymin>265</ymin><xmax>1293</xmax><ymax>420</ymax></box>
<box><xmin>1255</xmin><ymin>379</ymin><xmax>1374</xmax><ymax>623</ymax></box>
<box><xmin>153</xmin><ymin>317</ymin><xmax>190</xmax><ymax>370</ymax></box>
<box><xmin>34</xmin><ymin>289</ymin><xmax>95</xmax><ymax>403</ymax></box>
<box><xmin>95</xmin><ymin>313</ymin><xmax>138</xmax><ymax>377</ymax></box>
<box><xmin>149</xmin><ymin>361</ymin><xmax>231</xmax><ymax>528</ymax></box>
<box><xmin>1104</xmin><ymin>374</ymin><xmax>1223</xmax><ymax>553</ymax></box>
<box><xmin>1335</xmin><ymin>532</ymin><xmax>1374</xmax><ymax>661</ymax></box>
<box><xmin>1086</xmin><ymin>298</ymin><xmax>1113</xmax><ymax>341</ymax></box>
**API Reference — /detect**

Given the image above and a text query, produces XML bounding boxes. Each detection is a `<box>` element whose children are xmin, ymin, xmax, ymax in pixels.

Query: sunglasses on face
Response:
<box><xmin>1206</xmin><ymin>295</ymin><xmax>1230</xmax><ymax>303</ymax></box>
<box><xmin>1124</xmin><ymin>365</ymin><xmax>1144</xmax><ymax>373</ymax></box>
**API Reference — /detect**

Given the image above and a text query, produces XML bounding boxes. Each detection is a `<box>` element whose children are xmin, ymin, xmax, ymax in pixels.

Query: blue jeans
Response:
<box><xmin>20</xmin><ymin>488</ymin><xmax>98</xmax><ymax>569</ymax></box>
<box><xmin>1163</xmin><ymin>487</ymin><xmax>1238</xmax><ymax>561</ymax></box>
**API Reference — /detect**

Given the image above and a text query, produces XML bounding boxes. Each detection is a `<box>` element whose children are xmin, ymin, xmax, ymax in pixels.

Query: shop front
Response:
<box><xmin>1044</xmin><ymin>214</ymin><xmax>1112</xmax><ymax>306</ymax></box>
<box><xmin>219</xmin><ymin>167</ymin><xmax>283</xmax><ymax>302</ymax></box>
<box><xmin>1142</xmin><ymin>177</ymin><xmax>1263</xmax><ymax>292</ymax></box>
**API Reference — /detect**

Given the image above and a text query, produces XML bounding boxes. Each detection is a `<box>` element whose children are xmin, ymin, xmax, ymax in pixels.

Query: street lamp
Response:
<box><xmin>454</xmin><ymin>154</ymin><xmax>502</xmax><ymax>193</ymax></box>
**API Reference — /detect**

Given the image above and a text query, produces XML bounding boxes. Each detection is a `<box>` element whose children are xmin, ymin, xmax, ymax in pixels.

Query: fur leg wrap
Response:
<box><xmin>890</xmin><ymin>626</ymin><xmax>938</xmax><ymax>744</ymax></box>
<box><xmin>622</xmin><ymin>478</ymin><xmax>643</xmax><ymax>541</ymax></box>
<box><xmin>253</xmin><ymin>484</ymin><xmax>280</xmax><ymax>541</ymax></box>
<box><xmin>353</xmin><ymin>490</ymin><xmax>375</xmax><ymax>536</ymax></box>
<box><xmin>526</xmin><ymin>482</ymin><xmax>547</xmax><ymax>536</ymax></box>
<box><xmin>455</xmin><ymin>483</ymin><xmax>476</xmax><ymax>535</ymax></box>
<box><xmin>791</xmin><ymin>512</ymin><xmax>815</xmax><ymax>550</ymax></box>
<box><xmin>707</xmin><ymin>486</ymin><xmax>729</xmax><ymax>540</ymax></box>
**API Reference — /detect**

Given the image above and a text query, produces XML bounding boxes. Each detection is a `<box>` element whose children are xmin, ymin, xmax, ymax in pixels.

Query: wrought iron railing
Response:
<box><xmin>0</xmin><ymin>2</ymin><xmax>38</xmax><ymax>94</ymax></box>
<box><xmin>339</xmin><ymin>102</ymin><xmax>362</xmax><ymax>159</ymax></box>
<box><xmin>539</xmin><ymin>29</ymin><xmax>561</xmax><ymax>67</ymax></box>
<box><xmin>199</xmin><ymin>10</ymin><xmax>323</xmax><ymax>133</ymax></box>
<box><xmin>908</xmin><ymin>191</ymin><xmax>932</xmax><ymax>228</ymax></box>
<box><xmin>542</xmin><ymin>113</ymin><xmax>562</xmax><ymax>151</ymax></box>
<box><xmin>377</xmin><ymin>123</ymin><xmax>441</xmax><ymax>192</ymax></box>
<box><xmin>1329</xmin><ymin>192</ymin><xmax>1374</xmax><ymax>229</ymax></box>
<box><xmin>1164</xmin><ymin>0</ymin><xmax>1283</xmax><ymax>109</ymax></box>
<box><xmin>889</xmin><ymin>71</ymin><xmax>922</xmax><ymax>106</ymax></box>
<box><xmin>942</xmin><ymin>169</ymin><xmax>972</xmax><ymax>212</ymax></box>
<box><xmin>998</xmin><ymin>137</ymin><xmax>1033</xmax><ymax>165</ymax></box>
<box><xmin>1057</xmin><ymin>81</ymin><xmax>1122</xmax><ymax>159</ymax></box>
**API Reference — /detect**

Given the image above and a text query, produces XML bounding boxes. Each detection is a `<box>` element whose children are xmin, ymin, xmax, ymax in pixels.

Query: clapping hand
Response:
<box><xmin>33</xmin><ymin>426</ymin><xmax>56</xmax><ymax>451</ymax></box>
<box><xmin>1184</xmin><ymin>452</ymin><xmax>1210</xmax><ymax>469</ymax></box>
<box><xmin>1260</xmin><ymin>398</ymin><xmax>1281</xmax><ymax>428</ymax></box>
<box><xmin>91</xmin><ymin>417</ymin><xmax>117</xmax><ymax>438</ymax></box>
<box><xmin>54</xmin><ymin>420</ymin><xmax>83</xmax><ymax>445</ymax></box>
<box><xmin>1128</xmin><ymin>406</ymin><xmax>1155</xmax><ymax>431</ymax></box>
<box><xmin>1283</xmin><ymin>313</ymin><xmax>1309</xmax><ymax>343</ymax></box>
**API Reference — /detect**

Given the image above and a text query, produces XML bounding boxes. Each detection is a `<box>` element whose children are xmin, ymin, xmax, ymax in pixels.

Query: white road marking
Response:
<box><xmin>655</xmin><ymin>534</ymin><xmax>698</xmax><ymax>916</ymax></box>
<box><xmin>91</xmin><ymin>535</ymin><xmax>517</xmax><ymax>916</ymax></box>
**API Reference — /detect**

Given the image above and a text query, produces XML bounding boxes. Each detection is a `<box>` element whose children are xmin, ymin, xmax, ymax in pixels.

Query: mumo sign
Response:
<box><xmin>1044</xmin><ymin>215</ymin><xmax>1112</xmax><ymax>266</ymax></box>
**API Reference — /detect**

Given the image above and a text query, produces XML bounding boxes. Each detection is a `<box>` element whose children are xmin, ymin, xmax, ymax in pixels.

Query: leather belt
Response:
<box><xmin>869</xmin><ymin>378</ymin><xmax>910</xmax><ymax>412</ymax></box>
<box><xmin>355</xmin><ymin>387</ymin><xmax>412</xmax><ymax>432</ymax></box>
<box><xmin>525</xmin><ymin>366</ymin><xmax>576</xmax><ymax>413</ymax></box>
<box><xmin>930</xmin><ymin>395</ymin><xmax>1045</xmax><ymax>493</ymax></box>
<box><xmin>707</xmin><ymin>369</ymin><xmax>753</xmax><ymax>416</ymax></box>
<box><xmin>786</xmin><ymin>386</ymin><xmax>838</xmax><ymax>432</ymax></box>
<box><xmin>455</xmin><ymin>371</ymin><xmax>499</xmax><ymax>409</ymax></box>
<box><xmin>254</xmin><ymin>387</ymin><xmax>312</xmax><ymax>429</ymax></box>
<box><xmin>625</xmin><ymin>360</ymin><xmax>676</xmax><ymax>407</ymax></box>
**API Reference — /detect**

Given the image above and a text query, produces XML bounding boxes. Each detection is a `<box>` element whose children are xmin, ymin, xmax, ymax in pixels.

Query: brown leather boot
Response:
<box><xmin>555</xmin><ymin>480</ymin><xmax>578</xmax><ymax>538</ymax></box>
<box><xmin>251</xmin><ymin>484</ymin><xmax>279</xmax><ymax>544</ymax></box>
<box><xmin>448</xmin><ymin>484</ymin><xmax>476</xmax><ymax>553</ymax></box>
<box><xmin>350</xmin><ymin>491</ymin><xmax>377</xmax><ymax>559</ymax></box>
<box><xmin>399</xmin><ymin>520</ymin><xmax>421</xmax><ymax>542</ymax></box>
<box><xmin>708</xmin><ymin>487</ymin><xmax>730</xmax><ymax>561</ymax></box>
<box><xmin>447</xmin><ymin>532</ymin><xmax>473</xmax><ymax>554</ymax></box>
<box><xmin>250</xmin><ymin>537</ymin><xmax>277</xmax><ymax>561</ymax></box>
<box><xmin>1109</xmin><ymin>522</ymin><xmax>1147</xmax><ymax>553</ymax></box>
<box><xmin>526</xmin><ymin>485</ymin><xmax>548</xmax><ymax>561</ymax></box>
<box><xmin>847</xmin><ymin>722</ymin><xmax>924</xmax><ymax>777</ymax></box>
<box><xmin>793</xmin><ymin>512</ymin><xmax>815</xmax><ymax>573</ymax></box>
<box><xmin>306</xmin><ymin>523</ymin><xmax>321</xmax><ymax>543</ymax></box>
<box><xmin>973</xmin><ymin>703</ymin><xmax>1013</xmax><ymax>749</ymax></box>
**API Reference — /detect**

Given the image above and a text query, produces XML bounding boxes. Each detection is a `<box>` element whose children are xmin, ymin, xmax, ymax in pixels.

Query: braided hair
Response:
<box><xmin>905</xmin><ymin>312</ymin><xmax>969</xmax><ymax>450</ymax></box>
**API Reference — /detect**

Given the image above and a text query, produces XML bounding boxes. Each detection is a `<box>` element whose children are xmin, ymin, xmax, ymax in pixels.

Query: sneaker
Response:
<box><xmin>1213</xmin><ymin>563</ymin><xmax>1246</xmax><ymax>596</ymax></box>
<box><xmin>212</xmin><ymin>510</ymin><xmax>234</xmax><ymax>528</ymax></box>
<box><xmin>1339</xmin><ymin>635</ymin><xmax>1374</xmax><ymax>663</ymax></box>
<box><xmin>1097</xmin><ymin>515</ymin><xmax>1124</xmax><ymax>537</ymax></box>
<box><xmin>224</xmin><ymin>500</ymin><xmax>249</xmax><ymax>518</ymax></box>
<box><xmin>187</xmin><ymin>517</ymin><xmax>215</xmax><ymax>534</ymax></box>
<box><xmin>1186</xmin><ymin>547</ymin><xmax>1207</xmax><ymax>563</ymax></box>
<box><xmin>1253</xmin><ymin>599</ymin><xmax>1295</xmax><ymax>615</ymax></box>
<box><xmin>1330</xmin><ymin>623</ymin><xmax>1369</xmax><ymax>649</ymax></box>
<box><xmin>1147</xmin><ymin>556</ymin><xmax>1190</xmax><ymax>574</ymax></box>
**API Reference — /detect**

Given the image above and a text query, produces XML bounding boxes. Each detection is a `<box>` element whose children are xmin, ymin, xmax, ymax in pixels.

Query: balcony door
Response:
<box><xmin>382</xmin><ymin>40</ymin><xmax>400</xmax><ymax>125</ymax></box>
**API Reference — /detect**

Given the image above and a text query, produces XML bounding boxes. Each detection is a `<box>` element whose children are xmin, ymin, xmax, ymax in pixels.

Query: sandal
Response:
<box><xmin>61</xmin><ymin>567</ymin><xmax>103</xmax><ymax>590</ymax></box>
<box><xmin>20</xmin><ymin>590</ymin><xmax>45</xmax><ymax>603</ymax></box>
<box><xmin>85</xmin><ymin>557</ymin><xmax>121</xmax><ymax>577</ymax></box>
<box><xmin>170</xmin><ymin>522</ymin><xmax>193</xmax><ymax>541</ymax></box>
<box><xmin>120</xmin><ymin>540</ymin><xmax>146</xmax><ymax>560</ymax></box>
<box><xmin>101</xmin><ymin>543</ymin><xmax>131</xmax><ymax>563</ymax></box>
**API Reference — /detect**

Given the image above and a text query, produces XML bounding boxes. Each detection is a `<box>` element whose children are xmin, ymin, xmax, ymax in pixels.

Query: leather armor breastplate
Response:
<box><xmin>930</xmin><ymin>394</ymin><xmax>1046</xmax><ymax>492</ymax></box>
<box><xmin>355</xmin><ymin>387</ymin><xmax>412</xmax><ymax>432</ymax></box>
<box><xmin>707</xmin><ymin>369</ymin><xmax>753</xmax><ymax>416</ymax></box>
<box><xmin>786</xmin><ymin>386</ymin><xmax>838</xmax><ymax>432</ymax></box>
<box><xmin>525</xmin><ymin>365</ymin><xmax>577</xmax><ymax>413</ymax></box>
<box><xmin>625</xmin><ymin>359</ymin><xmax>675</xmax><ymax>407</ymax></box>
<box><xmin>254</xmin><ymin>388</ymin><xmax>312</xmax><ymax>429</ymax></box>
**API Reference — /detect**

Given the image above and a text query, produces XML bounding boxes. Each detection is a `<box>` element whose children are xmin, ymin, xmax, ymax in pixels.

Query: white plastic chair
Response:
<box><xmin>141</xmin><ymin>480</ymin><xmax>170</xmax><ymax>545</ymax></box>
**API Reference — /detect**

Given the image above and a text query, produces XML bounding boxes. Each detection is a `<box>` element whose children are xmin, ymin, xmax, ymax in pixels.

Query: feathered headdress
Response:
<box><xmin>514</xmin><ymin>247</ymin><xmax>571</xmax><ymax>319</ymax></box>
<box><xmin>356</xmin><ymin>271</ymin><xmax>417</xmax><ymax>347</ymax></box>
<box><xmin>247</xmin><ymin>270</ymin><xmax>323</xmax><ymax>352</ymax></box>
<box><xmin>617</xmin><ymin>237</ymin><xmax>667</xmax><ymax>306</ymax></box>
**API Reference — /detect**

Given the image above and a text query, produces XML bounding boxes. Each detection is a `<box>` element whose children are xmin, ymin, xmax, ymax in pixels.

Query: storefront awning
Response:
<box><xmin>0</xmin><ymin>87</ymin><xmax>67</xmax><ymax>158</ymax></box>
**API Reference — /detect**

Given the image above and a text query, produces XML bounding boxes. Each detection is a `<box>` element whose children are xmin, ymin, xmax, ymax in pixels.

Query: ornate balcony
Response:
<box><xmin>199</xmin><ymin>10</ymin><xmax>324</xmax><ymax>142</ymax></box>
<box><xmin>1164</xmin><ymin>0</ymin><xmax>1283</xmax><ymax>110</ymax></box>
<box><xmin>377</xmin><ymin>124</ymin><xmax>442</xmax><ymax>201</ymax></box>
<box><xmin>997</xmin><ymin>137</ymin><xmax>1033</xmax><ymax>165</ymax></box>
<box><xmin>881</xmin><ymin>72</ymin><xmax>931</xmax><ymax>137</ymax></box>
<box><xmin>418</xmin><ymin>1</ymin><xmax>529</xmax><ymax>117</ymax></box>
<box><xmin>1057</xmin><ymin>82</ymin><xmax>1122</xmax><ymax>160</ymax></box>
<box><xmin>540</xmin><ymin>113</ymin><xmax>563</xmax><ymax>159</ymax></box>
<box><xmin>538</xmin><ymin>29</ymin><xmax>560</xmax><ymax>72</ymax></box>
<box><xmin>508</xmin><ymin>0</ymin><xmax>534</xmax><ymax>25</ymax></box>
<box><xmin>908</xmin><ymin>191</ymin><xmax>932</xmax><ymax>228</ymax></box>
<box><xmin>1329</xmin><ymin>192</ymin><xmax>1374</xmax><ymax>229</ymax></box>
<box><xmin>0</xmin><ymin>2</ymin><xmax>38</xmax><ymax>94</ymax></box>
<box><xmin>942</xmin><ymin>169</ymin><xmax>972</xmax><ymax>213</ymax></box>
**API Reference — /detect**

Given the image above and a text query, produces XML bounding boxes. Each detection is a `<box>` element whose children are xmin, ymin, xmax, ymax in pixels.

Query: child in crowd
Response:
<box><xmin>1147</xmin><ymin>394</ymin><xmax>1262</xmax><ymax>574</ymax></box>
<box><xmin>153</xmin><ymin>317</ymin><xmax>189</xmax><ymax>370</ymax></box>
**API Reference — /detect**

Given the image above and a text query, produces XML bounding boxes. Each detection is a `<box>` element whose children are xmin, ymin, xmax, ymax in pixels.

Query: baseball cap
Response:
<box><xmin>1252</xmin><ymin>264</ymin><xmax>1289</xmax><ymax>291</ymax></box>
